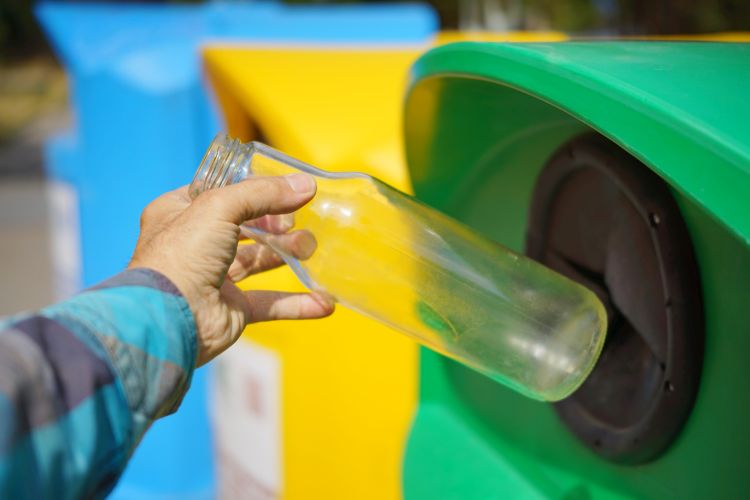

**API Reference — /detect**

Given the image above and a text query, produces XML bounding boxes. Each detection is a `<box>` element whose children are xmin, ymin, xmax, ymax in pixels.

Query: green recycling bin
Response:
<box><xmin>402</xmin><ymin>42</ymin><xmax>750</xmax><ymax>498</ymax></box>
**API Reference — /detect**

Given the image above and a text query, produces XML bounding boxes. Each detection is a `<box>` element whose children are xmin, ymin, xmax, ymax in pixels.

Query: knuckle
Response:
<box><xmin>243</xmin><ymin>178</ymin><xmax>283</xmax><ymax>212</ymax></box>
<box><xmin>195</xmin><ymin>189</ymin><xmax>228</xmax><ymax>212</ymax></box>
<box><xmin>140</xmin><ymin>200</ymin><xmax>159</xmax><ymax>228</ymax></box>
<box><xmin>193</xmin><ymin>189</ymin><xmax>218</xmax><ymax>204</ymax></box>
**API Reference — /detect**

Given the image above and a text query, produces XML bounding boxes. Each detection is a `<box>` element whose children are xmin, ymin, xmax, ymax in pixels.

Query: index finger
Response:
<box><xmin>195</xmin><ymin>174</ymin><xmax>316</xmax><ymax>225</ymax></box>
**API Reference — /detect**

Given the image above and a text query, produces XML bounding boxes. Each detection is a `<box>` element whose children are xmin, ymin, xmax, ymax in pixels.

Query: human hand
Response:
<box><xmin>129</xmin><ymin>174</ymin><xmax>335</xmax><ymax>366</ymax></box>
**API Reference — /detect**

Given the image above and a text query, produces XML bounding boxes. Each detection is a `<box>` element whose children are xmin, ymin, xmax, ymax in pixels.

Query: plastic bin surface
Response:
<box><xmin>403</xmin><ymin>41</ymin><xmax>750</xmax><ymax>498</ymax></box>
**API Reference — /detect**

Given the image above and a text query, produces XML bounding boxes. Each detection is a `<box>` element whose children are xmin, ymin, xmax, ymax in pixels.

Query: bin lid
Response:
<box><xmin>406</xmin><ymin>41</ymin><xmax>750</xmax><ymax>245</ymax></box>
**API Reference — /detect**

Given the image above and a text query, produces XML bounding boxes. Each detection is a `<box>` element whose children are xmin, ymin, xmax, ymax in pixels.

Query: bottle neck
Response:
<box><xmin>190</xmin><ymin>133</ymin><xmax>252</xmax><ymax>199</ymax></box>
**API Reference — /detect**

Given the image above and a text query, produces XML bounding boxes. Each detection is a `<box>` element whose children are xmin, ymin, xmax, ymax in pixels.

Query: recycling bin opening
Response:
<box><xmin>402</xmin><ymin>41</ymin><xmax>750</xmax><ymax>498</ymax></box>
<box><xmin>527</xmin><ymin>133</ymin><xmax>704</xmax><ymax>464</ymax></box>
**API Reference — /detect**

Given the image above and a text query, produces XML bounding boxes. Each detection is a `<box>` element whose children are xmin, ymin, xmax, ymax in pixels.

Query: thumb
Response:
<box><xmin>195</xmin><ymin>174</ymin><xmax>316</xmax><ymax>225</ymax></box>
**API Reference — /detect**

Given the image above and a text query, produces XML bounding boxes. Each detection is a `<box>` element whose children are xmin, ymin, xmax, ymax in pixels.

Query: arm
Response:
<box><xmin>0</xmin><ymin>269</ymin><xmax>196</xmax><ymax>499</ymax></box>
<box><xmin>0</xmin><ymin>174</ymin><xmax>333</xmax><ymax>498</ymax></box>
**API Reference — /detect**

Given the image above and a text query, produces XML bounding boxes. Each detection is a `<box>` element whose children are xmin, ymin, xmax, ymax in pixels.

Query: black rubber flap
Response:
<box><xmin>526</xmin><ymin>133</ymin><xmax>704</xmax><ymax>464</ymax></box>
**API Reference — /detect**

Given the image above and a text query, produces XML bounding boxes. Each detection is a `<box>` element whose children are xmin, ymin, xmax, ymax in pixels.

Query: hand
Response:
<box><xmin>129</xmin><ymin>174</ymin><xmax>335</xmax><ymax>366</ymax></box>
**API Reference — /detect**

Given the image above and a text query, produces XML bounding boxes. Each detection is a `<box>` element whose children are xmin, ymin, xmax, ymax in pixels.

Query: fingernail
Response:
<box><xmin>312</xmin><ymin>290</ymin><xmax>337</xmax><ymax>308</ymax></box>
<box><xmin>273</xmin><ymin>213</ymin><xmax>295</xmax><ymax>232</ymax></box>
<box><xmin>259</xmin><ymin>214</ymin><xmax>294</xmax><ymax>233</ymax></box>
<box><xmin>295</xmin><ymin>230</ymin><xmax>318</xmax><ymax>259</ymax></box>
<box><xmin>285</xmin><ymin>173</ymin><xmax>315</xmax><ymax>194</ymax></box>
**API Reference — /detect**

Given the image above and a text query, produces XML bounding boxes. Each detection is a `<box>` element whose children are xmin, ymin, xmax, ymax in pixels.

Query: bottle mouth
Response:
<box><xmin>190</xmin><ymin>133</ymin><xmax>251</xmax><ymax>199</ymax></box>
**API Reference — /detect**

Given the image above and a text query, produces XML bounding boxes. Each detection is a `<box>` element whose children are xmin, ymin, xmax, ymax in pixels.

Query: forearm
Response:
<box><xmin>0</xmin><ymin>269</ymin><xmax>197</xmax><ymax>499</ymax></box>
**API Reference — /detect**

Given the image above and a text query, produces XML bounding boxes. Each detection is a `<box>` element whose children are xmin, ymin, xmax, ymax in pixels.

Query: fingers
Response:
<box><xmin>228</xmin><ymin>244</ymin><xmax>284</xmax><ymax>281</ymax></box>
<box><xmin>246</xmin><ymin>214</ymin><xmax>295</xmax><ymax>234</ymax></box>
<box><xmin>228</xmin><ymin>230</ymin><xmax>317</xmax><ymax>282</ymax></box>
<box><xmin>245</xmin><ymin>290</ymin><xmax>335</xmax><ymax>323</ymax></box>
<box><xmin>195</xmin><ymin>174</ymin><xmax>316</xmax><ymax>225</ymax></box>
<box><xmin>238</xmin><ymin>214</ymin><xmax>295</xmax><ymax>241</ymax></box>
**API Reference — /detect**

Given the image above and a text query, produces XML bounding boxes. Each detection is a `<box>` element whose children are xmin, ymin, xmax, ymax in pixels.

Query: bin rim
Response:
<box><xmin>406</xmin><ymin>41</ymin><xmax>750</xmax><ymax>245</ymax></box>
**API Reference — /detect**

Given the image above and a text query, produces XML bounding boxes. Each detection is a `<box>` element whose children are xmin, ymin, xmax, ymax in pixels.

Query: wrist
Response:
<box><xmin>126</xmin><ymin>262</ymin><xmax>217</xmax><ymax>367</ymax></box>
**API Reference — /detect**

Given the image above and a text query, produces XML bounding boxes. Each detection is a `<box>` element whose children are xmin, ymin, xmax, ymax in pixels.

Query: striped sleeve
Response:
<box><xmin>0</xmin><ymin>268</ymin><xmax>197</xmax><ymax>499</ymax></box>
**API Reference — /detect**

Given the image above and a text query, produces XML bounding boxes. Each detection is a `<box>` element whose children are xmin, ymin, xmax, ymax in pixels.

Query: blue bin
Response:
<box><xmin>36</xmin><ymin>2</ymin><xmax>437</xmax><ymax>497</ymax></box>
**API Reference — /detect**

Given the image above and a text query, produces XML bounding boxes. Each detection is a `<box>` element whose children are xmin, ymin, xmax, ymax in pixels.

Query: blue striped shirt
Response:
<box><xmin>0</xmin><ymin>269</ymin><xmax>197</xmax><ymax>498</ymax></box>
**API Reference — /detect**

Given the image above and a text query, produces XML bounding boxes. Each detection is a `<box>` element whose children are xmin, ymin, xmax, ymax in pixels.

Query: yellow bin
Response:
<box><xmin>202</xmin><ymin>32</ymin><xmax>567</xmax><ymax>500</ymax></box>
<box><xmin>204</xmin><ymin>45</ymin><xmax>422</xmax><ymax>500</ymax></box>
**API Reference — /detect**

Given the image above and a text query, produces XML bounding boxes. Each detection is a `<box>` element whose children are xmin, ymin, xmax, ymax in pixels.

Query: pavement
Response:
<box><xmin>0</xmin><ymin>113</ymin><xmax>67</xmax><ymax>315</ymax></box>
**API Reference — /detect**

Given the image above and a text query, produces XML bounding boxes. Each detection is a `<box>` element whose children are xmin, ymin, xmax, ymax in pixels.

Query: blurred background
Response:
<box><xmin>3</xmin><ymin>0</ymin><xmax>750</xmax><ymax>315</ymax></box>
<box><xmin>1</xmin><ymin>1</ymin><xmax>749</xmax><ymax>499</ymax></box>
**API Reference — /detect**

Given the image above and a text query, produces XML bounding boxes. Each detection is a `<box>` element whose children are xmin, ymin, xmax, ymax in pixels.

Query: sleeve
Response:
<box><xmin>0</xmin><ymin>268</ymin><xmax>197</xmax><ymax>499</ymax></box>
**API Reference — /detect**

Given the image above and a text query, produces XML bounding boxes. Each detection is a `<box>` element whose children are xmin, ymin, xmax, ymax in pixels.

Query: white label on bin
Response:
<box><xmin>212</xmin><ymin>340</ymin><xmax>281</xmax><ymax>499</ymax></box>
<box><xmin>46</xmin><ymin>181</ymin><xmax>81</xmax><ymax>300</ymax></box>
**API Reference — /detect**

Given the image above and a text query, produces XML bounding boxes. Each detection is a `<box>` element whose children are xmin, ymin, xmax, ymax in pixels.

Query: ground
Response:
<box><xmin>0</xmin><ymin>57</ymin><xmax>67</xmax><ymax>315</ymax></box>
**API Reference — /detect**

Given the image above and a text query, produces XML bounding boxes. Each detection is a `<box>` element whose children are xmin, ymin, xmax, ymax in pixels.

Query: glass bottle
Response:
<box><xmin>190</xmin><ymin>133</ymin><xmax>607</xmax><ymax>401</ymax></box>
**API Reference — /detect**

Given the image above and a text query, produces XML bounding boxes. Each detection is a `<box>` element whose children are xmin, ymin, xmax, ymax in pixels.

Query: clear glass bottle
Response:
<box><xmin>191</xmin><ymin>133</ymin><xmax>607</xmax><ymax>401</ymax></box>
